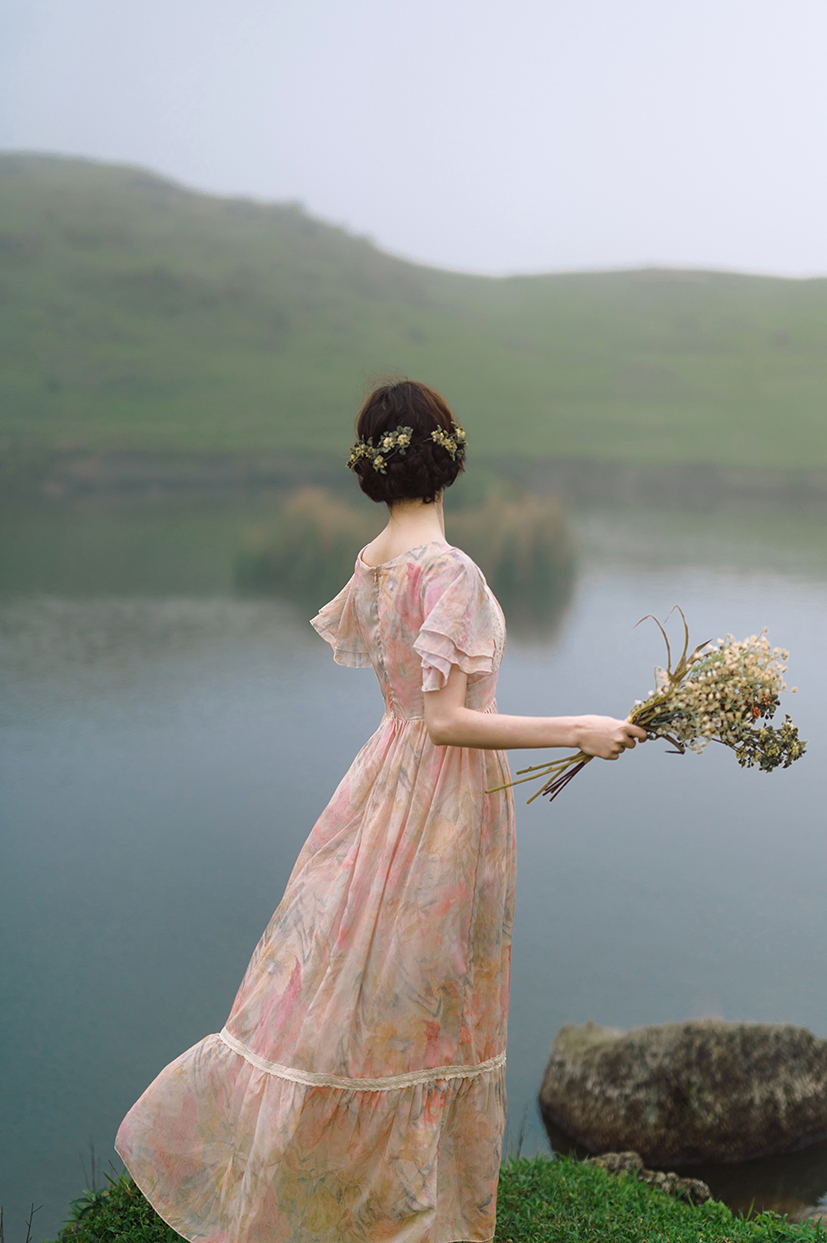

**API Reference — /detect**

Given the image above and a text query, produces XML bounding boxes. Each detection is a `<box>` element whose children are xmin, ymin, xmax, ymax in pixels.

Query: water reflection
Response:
<box><xmin>0</xmin><ymin>486</ymin><xmax>576</xmax><ymax>642</ymax></box>
<box><xmin>0</xmin><ymin>496</ymin><xmax>263</xmax><ymax>598</ymax></box>
<box><xmin>543</xmin><ymin>1117</ymin><xmax>827</xmax><ymax>1218</ymax></box>
<box><xmin>235</xmin><ymin>485</ymin><xmax>575</xmax><ymax>640</ymax></box>
<box><xmin>2</xmin><ymin>493</ymin><xmax>827</xmax><ymax>1235</ymax></box>
<box><xmin>694</xmin><ymin>1140</ymin><xmax>827</xmax><ymax>1219</ymax></box>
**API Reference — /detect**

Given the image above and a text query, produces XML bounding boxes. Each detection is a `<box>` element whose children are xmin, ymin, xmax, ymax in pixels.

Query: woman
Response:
<box><xmin>116</xmin><ymin>379</ymin><xmax>644</xmax><ymax>1243</ymax></box>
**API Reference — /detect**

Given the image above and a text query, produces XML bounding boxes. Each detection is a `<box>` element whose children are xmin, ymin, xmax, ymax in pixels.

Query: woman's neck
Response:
<box><xmin>361</xmin><ymin>496</ymin><xmax>446</xmax><ymax>566</ymax></box>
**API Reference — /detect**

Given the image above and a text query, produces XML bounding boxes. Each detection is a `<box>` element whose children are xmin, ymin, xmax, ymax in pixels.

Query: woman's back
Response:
<box><xmin>313</xmin><ymin>541</ymin><xmax>506</xmax><ymax>719</ymax></box>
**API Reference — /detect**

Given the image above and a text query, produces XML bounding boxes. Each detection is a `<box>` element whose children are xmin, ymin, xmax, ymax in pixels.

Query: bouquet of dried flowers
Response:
<box><xmin>488</xmin><ymin>608</ymin><xmax>806</xmax><ymax>804</ymax></box>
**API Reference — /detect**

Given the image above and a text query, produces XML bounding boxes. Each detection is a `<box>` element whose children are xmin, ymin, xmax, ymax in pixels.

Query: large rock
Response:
<box><xmin>539</xmin><ymin>1018</ymin><xmax>827</xmax><ymax>1164</ymax></box>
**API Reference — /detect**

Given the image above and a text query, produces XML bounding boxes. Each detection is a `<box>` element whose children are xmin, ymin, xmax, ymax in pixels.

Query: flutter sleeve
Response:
<box><xmin>310</xmin><ymin>577</ymin><xmax>371</xmax><ymax>668</ymax></box>
<box><xmin>414</xmin><ymin>550</ymin><xmax>502</xmax><ymax>692</ymax></box>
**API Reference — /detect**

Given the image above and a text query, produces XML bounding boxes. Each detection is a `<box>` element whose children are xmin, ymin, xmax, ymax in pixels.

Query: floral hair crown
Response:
<box><xmin>347</xmin><ymin>424</ymin><xmax>466</xmax><ymax>474</ymax></box>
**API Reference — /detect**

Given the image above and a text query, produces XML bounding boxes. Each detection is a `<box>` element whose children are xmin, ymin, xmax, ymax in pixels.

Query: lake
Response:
<box><xmin>1</xmin><ymin>491</ymin><xmax>826</xmax><ymax>1238</ymax></box>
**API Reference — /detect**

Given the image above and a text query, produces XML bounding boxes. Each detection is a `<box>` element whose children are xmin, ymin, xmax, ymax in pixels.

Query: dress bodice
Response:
<box><xmin>311</xmin><ymin>542</ymin><xmax>506</xmax><ymax>719</ymax></box>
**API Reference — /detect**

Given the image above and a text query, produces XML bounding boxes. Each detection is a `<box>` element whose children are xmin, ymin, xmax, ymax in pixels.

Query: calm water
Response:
<box><xmin>1</xmin><ymin>495</ymin><xmax>826</xmax><ymax>1237</ymax></box>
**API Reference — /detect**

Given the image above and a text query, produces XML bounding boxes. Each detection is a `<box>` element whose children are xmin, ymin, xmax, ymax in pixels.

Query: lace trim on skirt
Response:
<box><xmin>218</xmin><ymin>1027</ymin><xmax>506</xmax><ymax>1091</ymax></box>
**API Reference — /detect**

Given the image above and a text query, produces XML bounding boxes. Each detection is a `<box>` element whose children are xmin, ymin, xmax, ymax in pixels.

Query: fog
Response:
<box><xmin>2</xmin><ymin>0</ymin><xmax>827</xmax><ymax>274</ymax></box>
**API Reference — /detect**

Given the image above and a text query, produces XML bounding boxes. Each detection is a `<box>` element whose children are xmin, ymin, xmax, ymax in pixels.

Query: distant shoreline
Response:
<box><xmin>5</xmin><ymin>448</ymin><xmax>827</xmax><ymax>510</ymax></box>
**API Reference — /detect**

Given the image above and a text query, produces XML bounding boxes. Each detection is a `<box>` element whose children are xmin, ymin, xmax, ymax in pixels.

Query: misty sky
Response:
<box><xmin>2</xmin><ymin>0</ymin><xmax>827</xmax><ymax>276</ymax></box>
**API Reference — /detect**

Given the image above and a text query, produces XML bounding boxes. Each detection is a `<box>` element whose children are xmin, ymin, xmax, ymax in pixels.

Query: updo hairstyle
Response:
<box><xmin>352</xmin><ymin>379</ymin><xmax>466</xmax><ymax>505</ymax></box>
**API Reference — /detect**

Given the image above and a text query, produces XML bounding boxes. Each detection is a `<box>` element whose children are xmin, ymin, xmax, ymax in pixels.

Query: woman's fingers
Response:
<box><xmin>609</xmin><ymin>723</ymin><xmax>645</xmax><ymax>757</ymax></box>
<box><xmin>577</xmin><ymin>716</ymin><xmax>648</xmax><ymax>760</ymax></box>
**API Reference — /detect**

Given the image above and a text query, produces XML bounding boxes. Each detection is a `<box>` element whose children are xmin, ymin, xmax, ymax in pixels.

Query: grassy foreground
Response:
<box><xmin>4</xmin><ymin>154</ymin><xmax>827</xmax><ymax>474</ymax></box>
<box><xmin>50</xmin><ymin>1156</ymin><xmax>825</xmax><ymax>1243</ymax></box>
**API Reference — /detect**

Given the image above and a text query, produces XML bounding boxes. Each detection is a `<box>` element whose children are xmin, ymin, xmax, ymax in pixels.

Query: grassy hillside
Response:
<box><xmin>2</xmin><ymin>152</ymin><xmax>827</xmax><ymax>473</ymax></box>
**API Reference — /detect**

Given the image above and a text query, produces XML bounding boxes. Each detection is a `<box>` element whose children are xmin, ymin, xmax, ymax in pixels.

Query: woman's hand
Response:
<box><xmin>573</xmin><ymin>715</ymin><xmax>647</xmax><ymax>760</ymax></box>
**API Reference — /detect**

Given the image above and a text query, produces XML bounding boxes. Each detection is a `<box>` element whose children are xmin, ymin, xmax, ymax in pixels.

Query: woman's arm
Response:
<box><xmin>423</xmin><ymin>665</ymin><xmax>646</xmax><ymax>758</ymax></box>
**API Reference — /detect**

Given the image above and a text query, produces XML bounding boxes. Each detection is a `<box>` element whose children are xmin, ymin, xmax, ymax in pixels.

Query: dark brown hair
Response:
<box><xmin>352</xmin><ymin>379</ymin><xmax>466</xmax><ymax>505</ymax></box>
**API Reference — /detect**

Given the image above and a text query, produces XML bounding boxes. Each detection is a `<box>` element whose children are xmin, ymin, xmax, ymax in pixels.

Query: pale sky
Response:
<box><xmin>2</xmin><ymin>0</ymin><xmax>827</xmax><ymax>276</ymax></box>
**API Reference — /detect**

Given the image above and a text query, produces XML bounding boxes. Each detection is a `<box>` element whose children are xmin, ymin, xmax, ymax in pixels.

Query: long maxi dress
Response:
<box><xmin>116</xmin><ymin>541</ymin><xmax>516</xmax><ymax>1243</ymax></box>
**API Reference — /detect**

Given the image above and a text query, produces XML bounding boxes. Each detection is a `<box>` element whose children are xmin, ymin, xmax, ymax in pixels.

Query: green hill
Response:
<box><xmin>2</xmin><ymin>152</ymin><xmax>827</xmax><ymax>477</ymax></box>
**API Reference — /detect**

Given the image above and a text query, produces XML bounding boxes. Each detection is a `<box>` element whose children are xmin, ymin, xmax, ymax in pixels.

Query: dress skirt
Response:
<box><xmin>117</xmin><ymin>542</ymin><xmax>516</xmax><ymax>1243</ymax></box>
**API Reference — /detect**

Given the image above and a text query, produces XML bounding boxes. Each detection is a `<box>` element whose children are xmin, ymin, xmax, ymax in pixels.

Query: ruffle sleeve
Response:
<box><xmin>310</xmin><ymin>577</ymin><xmax>371</xmax><ymax>668</ymax></box>
<box><xmin>414</xmin><ymin>550</ymin><xmax>502</xmax><ymax>692</ymax></box>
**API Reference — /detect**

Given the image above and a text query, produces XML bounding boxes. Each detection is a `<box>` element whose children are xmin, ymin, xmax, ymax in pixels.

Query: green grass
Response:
<box><xmin>49</xmin><ymin>1156</ymin><xmax>825</xmax><ymax>1243</ymax></box>
<box><xmin>3</xmin><ymin>153</ymin><xmax>827</xmax><ymax>475</ymax></box>
<box><xmin>47</xmin><ymin>1172</ymin><xmax>179</xmax><ymax>1243</ymax></box>
<box><xmin>495</xmin><ymin>1155</ymin><xmax>825</xmax><ymax>1242</ymax></box>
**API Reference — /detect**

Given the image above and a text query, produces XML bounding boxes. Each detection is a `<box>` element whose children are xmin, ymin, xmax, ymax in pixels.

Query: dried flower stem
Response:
<box><xmin>486</xmin><ymin>607</ymin><xmax>806</xmax><ymax>805</ymax></box>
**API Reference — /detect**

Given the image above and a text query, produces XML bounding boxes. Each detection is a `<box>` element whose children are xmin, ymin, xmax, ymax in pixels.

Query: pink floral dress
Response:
<box><xmin>116</xmin><ymin>542</ymin><xmax>516</xmax><ymax>1243</ymax></box>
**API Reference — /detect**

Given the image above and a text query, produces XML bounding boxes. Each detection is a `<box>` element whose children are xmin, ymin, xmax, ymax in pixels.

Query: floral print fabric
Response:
<box><xmin>116</xmin><ymin>542</ymin><xmax>516</xmax><ymax>1243</ymax></box>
